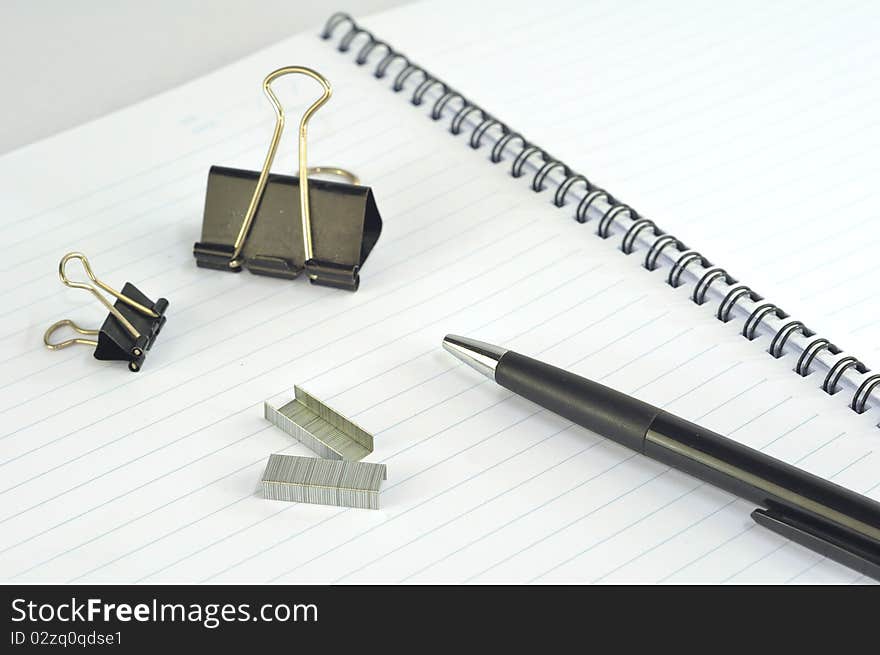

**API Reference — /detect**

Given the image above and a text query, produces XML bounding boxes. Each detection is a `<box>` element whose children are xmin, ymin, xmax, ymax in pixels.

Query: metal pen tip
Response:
<box><xmin>442</xmin><ymin>334</ymin><xmax>508</xmax><ymax>380</ymax></box>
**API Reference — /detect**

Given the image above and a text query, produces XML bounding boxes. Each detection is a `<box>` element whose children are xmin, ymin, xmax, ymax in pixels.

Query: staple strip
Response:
<box><xmin>261</xmin><ymin>454</ymin><xmax>387</xmax><ymax>509</ymax></box>
<box><xmin>264</xmin><ymin>385</ymin><xmax>373</xmax><ymax>461</ymax></box>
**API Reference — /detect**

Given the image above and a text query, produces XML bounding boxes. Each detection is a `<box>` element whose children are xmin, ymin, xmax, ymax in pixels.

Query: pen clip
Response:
<box><xmin>751</xmin><ymin>505</ymin><xmax>880</xmax><ymax>581</ymax></box>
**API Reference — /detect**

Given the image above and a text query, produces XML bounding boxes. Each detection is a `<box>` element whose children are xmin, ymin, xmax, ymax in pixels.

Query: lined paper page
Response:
<box><xmin>378</xmin><ymin>0</ymin><xmax>880</xmax><ymax>362</ymax></box>
<box><xmin>0</xmin><ymin>8</ymin><xmax>877</xmax><ymax>585</ymax></box>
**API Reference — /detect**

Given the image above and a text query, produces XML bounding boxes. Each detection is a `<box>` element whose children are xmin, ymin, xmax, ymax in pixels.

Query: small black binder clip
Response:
<box><xmin>43</xmin><ymin>253</ymin><xmax>168</xmax><ymax>372</ymax></box>
<box><xmin>193</xmin><ymin>66</ymin><xmax>382</xmax><ymax>291</ymax></box>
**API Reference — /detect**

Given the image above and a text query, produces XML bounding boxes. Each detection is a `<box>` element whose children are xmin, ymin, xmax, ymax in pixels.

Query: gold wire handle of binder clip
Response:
<box><xmin>43</xmin><ymin>319</ymin><xmax>99</xmax><ymax>351</ymax></box>
<box><xmin>229</xmin><ymin>66</ymin><xmax>351</xmax><ymax>269</ymax></box>
<box><xmin>306</xmin><ymin>166</ymin><xmax>359</xmax><ymax>185</ymax></box>
<box><xmin>43</xmin><ymin>252</ymin><xmax>159</xmax><ymax>350</ymax></box>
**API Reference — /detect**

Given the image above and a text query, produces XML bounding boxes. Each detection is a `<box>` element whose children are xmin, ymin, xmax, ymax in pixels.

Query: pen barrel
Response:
<box><xmin>495</xmin><ymin>351</ymin><xmax>658</xmax><ymax>452</ymax></box>
<box><xmin>645</xmin><ymin>411</ymin><xmax>880</xmax><ymax>546</ymax></box>
<box><xmin>495</xmin><ymin>349</ymin><xmax>880</xmax><ymax>566</ymax></box>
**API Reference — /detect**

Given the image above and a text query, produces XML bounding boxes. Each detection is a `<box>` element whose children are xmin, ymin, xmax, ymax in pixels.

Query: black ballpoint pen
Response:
<box><xmin>443</xmin><ymin>334</ymin><xmax>880</xmax><ymax>580</ymax></box>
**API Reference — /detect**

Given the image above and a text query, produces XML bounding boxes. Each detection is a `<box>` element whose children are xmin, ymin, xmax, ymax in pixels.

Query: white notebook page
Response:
<box><xmin>0</xmin><ymin>6</ymin><xmax>877</xmax><ymax>584</ymax></box>
<box><xmin>381</xmin><ymin>0</ymin><xmax>880</xmax><ymax>362</ymax></box>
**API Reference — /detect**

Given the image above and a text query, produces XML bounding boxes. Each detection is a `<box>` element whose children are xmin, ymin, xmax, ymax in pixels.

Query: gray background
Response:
<box><xmin>0</xmin><ymin>0</ymin><xmax>407</xmax><ymax>154</ymax></box>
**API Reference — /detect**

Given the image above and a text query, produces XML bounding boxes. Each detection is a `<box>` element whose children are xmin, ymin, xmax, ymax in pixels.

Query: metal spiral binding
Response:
<box><xmin>823</xmin><ymin>357</ymin><xmax>866</xmax><ymax>395</ymax></box>
<box><xmin>853</xmin><ymin>375</ymin><xmax>880</xmax><ymax>414</ymax></box>
<box><xmin>796</xmin><ymin>339</ymin><xmax>839</xmax><ymax>377</ymax></box>
<box><xmin>768</xmin><ymin>321</ymin><xmax>813</xmax><ymax>359</ymax></box>
<box><xmin>668</xmin><ymin>251</ymin><xmax>710</xmax><ymax>289</ymax></box>
<box><xmin>620</xmin><ymin>219</ymin><xmax>657</xmax><ymax>255</ymax></box>
<box><xmin>743</xmin><ymin>304</ymin><xmax>788</xmax><ymax>341</ymax></box>
<box><xmin>643</xmin><ymin>234</ymin><xmax>681</xmax><ymax>272</ymax></box>
<box><xmin>321</xmin><ymin>12</ymin><xmax>880</xmax><ymax>423</ymax></box>
<box><xmin>693</xmin><ymin>267</ymin><xmax>733</xmax><ymax>306</ymax></box>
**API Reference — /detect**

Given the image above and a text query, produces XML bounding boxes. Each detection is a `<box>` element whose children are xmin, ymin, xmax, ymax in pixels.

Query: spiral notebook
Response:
<box><xmin>0</xmin><ymin>0</ymin><xmax>878</xmax><ymax>584</ymax></box>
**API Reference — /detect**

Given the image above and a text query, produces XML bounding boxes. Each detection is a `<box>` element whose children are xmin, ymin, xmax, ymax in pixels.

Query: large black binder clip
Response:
<box><xmin>43</xmin><ymin>253</ymin><xmax>168</xmax><ymax>372</ymax></box>
<box><xmin>193</xmin><ymin>66</ymin><xmax>382</xmax><ymax>291</ymax></box>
